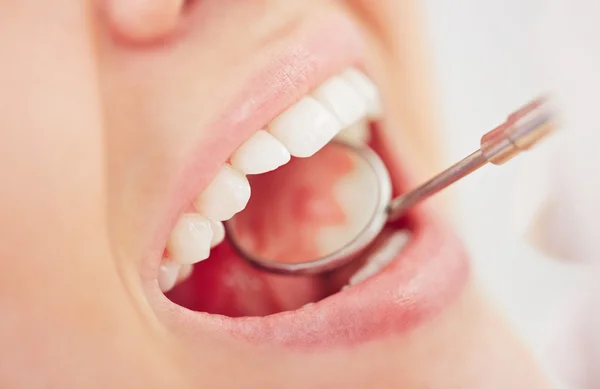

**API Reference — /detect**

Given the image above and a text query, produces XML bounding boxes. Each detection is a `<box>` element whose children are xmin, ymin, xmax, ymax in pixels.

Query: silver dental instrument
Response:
<box><xmin>225</xmin><ymin>97</ymin><xmax>555</xmax><ymax>275</ymax></box>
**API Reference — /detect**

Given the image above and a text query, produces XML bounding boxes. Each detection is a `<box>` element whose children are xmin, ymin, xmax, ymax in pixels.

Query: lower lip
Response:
<box><xmin>154</xmin><ymin>132</ymin><xmax>470</xmax><ymax>350</ymax></box>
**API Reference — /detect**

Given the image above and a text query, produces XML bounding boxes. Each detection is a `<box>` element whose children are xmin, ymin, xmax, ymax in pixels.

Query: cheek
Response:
<box><xmin>97</xmin><ymin>42</ymin><xmax>234</xmax><ymax>265</ymax></box>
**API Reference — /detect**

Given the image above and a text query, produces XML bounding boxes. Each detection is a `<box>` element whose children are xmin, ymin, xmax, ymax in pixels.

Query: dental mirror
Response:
<box><xmin>225</xmin><ymin>140</ymin><xmax>392</xmax><ymax>275</ymax></box>
<box><xmin>225</xmin><ymin>97</ymin><xmax>554</xmax><ymax>275</ymax></box>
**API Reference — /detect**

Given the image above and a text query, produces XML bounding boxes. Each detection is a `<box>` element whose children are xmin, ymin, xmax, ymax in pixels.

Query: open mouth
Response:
<box><xmin>165</xmin><ymin>124</ymin><xmax>411</xmax><ymax>306</ymax></box>
<box><xmin>149</xmin><ymin>69</ymin><xmax>469</xmax><ymax>348</ymax></box>
<box><xmin>144</xmin><ymin>14</ymin><xmax>469</xmax><ymax>349</ymax></box>
<box><xmin>162</xmin><ymin>67</ymin><xmax>402</xmax><ymax>313</ymax></box>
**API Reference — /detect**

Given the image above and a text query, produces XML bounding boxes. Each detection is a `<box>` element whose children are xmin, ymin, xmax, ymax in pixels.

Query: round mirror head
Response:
<box><xmin>225</xmin><ymin>141</ymin><xmax>392</xmax><ymax>275</ymax></box>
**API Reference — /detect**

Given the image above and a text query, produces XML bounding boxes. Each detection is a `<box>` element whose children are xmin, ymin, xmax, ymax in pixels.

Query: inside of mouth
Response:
<box><xmin>165</xmin><ymin>124</ymin><xmax>413</xmax><ymax>317</ymax></box>
<box><xmin>226</xmin><ymin>141</ymin><xmax>382</xmax><ymax>265</ymax></box>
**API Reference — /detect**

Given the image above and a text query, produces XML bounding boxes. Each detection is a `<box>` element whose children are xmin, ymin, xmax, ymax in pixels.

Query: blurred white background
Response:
<box><xmin>422</xmin><ymin>0</ymin><xmax>586</xmax><ymax>359</ymax></box>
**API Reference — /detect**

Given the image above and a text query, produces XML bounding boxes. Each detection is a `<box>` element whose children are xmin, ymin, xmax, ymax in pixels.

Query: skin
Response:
<box><xmin>0</xmin><ymin>1</ymin><xmax>551</xmax><ymax>388</ymax></box>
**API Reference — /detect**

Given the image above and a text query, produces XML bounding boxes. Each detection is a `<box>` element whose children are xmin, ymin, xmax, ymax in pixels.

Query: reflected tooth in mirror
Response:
<box><xmin>230</xmin><ymin>130</ymin><xmax>291</xmax><ymax>175</ymax></box>
<box><xmin>268</xmin><ymin>96</ymin><xmax>342</xmax><ymax>158</ymax></box>
<box><xmin>158</xmin><ymin>262</ymin><xmax>180</xmax><ymax>292</ymax></box>
<box><xmin>335</xmin><ymin>119</ymin><xmax>371</xmax><ymax>145</ymax></box>
<box><xmin>209</xmin><ymin>219</ymin><xmax>225</xmax><ymax>248</ymax></box>
<box><xmin>342</xmin><ymin>68</ymin><xmax>382</xmax><ymax>118</ymax></box>
<box><xmin>312</xmin><ymin>76</ymin><xmax>367</xmax><ymax>127</ymax></box>
<box><xmin>167</xmin><ymin>213</ymin><xmax>214</xmax><ymax>264</ymax></box>
<box><xmin>194</xmin><ymin>164</ymin><xmax>251</xmax><ymax>221</ymax></box>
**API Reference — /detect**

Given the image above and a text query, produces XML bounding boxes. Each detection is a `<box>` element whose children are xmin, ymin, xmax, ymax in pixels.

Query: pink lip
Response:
<box><xmin>144</xmin><ymin>12</ymin><xmax>366</xmax><ymax>276</ymax></box>
<box><xmin>146</xmin><ymin>12</ymin><xmax>470</xmax><ymax>349</ymax></box>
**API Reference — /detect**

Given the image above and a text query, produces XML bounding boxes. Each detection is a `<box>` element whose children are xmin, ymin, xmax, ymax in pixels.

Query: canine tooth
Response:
<box><xmin>194</xmin><ymin>164</ymin><xmax>251</xmax><ymax>221</ymax></box>
<box><xmin>158</xmin><ymin>262</ymin><xmax>180</xmax><ymax>292</ymax></box>
<box><xmin>177</xmin><ymin>264</ymin><xmax>194</xmax><ymax>283</ymax></box>
<box><xmin>167</xmin><ymin>213</ymin><xmax>213</xmax><ymax>264</ymax></box>
<box><xmin>336</xmin><ymin>119</ymin><xmax>371</xmax><ymax>145</ymax></box>
<box><xmin>268</xmin><ymin>96</ymin><xmax>342</xmax><ymax>158</ymax></box>
<box><xmin>312</xmin><ymin>76</ymin><xmax>367</xmax><ymax>127</ymax></box>
<box><xmin>348</xmin><ymin>231</ymin><xmax>410</xmax><ymax>286</ymax></box>
<box><xmin>342</xmin><ymin>68</ymin><xmax>382</xmax><ymax>118</ymax></box>
<box><xmin>230</xmin><ymin>130</ymin><xmax>291</xmax><ymax>175</ymax></box>
<box><xmin>210</xmin><ymin>220</ymin><xmax>225</xmax><ymax>248</ymax></box>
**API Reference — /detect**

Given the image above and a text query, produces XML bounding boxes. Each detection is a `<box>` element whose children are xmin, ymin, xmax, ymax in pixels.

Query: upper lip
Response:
<box><xmin>144</xmin><ymin>11</ymin><xmax>470</xmax><ymax>349</ymax></box>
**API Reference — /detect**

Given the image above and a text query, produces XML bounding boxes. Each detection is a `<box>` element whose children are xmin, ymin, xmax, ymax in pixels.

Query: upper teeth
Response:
<box><xmin>194</xmin><ymin>164</ymin><xmax>251</xmax><ymax>221</ymax></box>
<box><xmin>230</xmin><ymin>130</ymin><xmax>291</xmax><ymax>175</ymax></box>
<box><xmin>341</xmin><ymin>68</ymin><xmax>382</xmax><ymax>118</ymax></box>
<box><xmin>162</xmin><ymin>68</ymin><xmax>381</xmax><ymax>277</ymax></box>
<box><xmin>167</xmin><ymin>213</ymin><xmax>214</xmax><ymax>265</ymax></box>
<box><xmin>158</xmin><ymin>262</ymin><xmax>180</xmax><ymax>292</ymax></box>
<box><xmin>268</xmin><ymin>96</ymin><xmax>342</xmax><ymax>158</ymax></box>
<box><xmin>312</xmin><ymin>75</ymin><xmax>367</xmax><ymax>127</ymax></box>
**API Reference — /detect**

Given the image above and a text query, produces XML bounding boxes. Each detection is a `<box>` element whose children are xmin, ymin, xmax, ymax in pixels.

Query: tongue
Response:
<box><xmin>167</xmin><ymin>143</ymin><xmax>379</xmax><ymax>316</ymax></box>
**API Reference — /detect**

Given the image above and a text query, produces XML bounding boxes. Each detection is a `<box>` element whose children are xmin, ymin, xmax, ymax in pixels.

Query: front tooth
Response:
<box><xmin>312</xmin><ymin>76</ymin><xmax>367</xmax><ymax>127</ymax></box>
<box><xmin>177</xmin><ymin>264</ymin><xmax>194</xmax><ymax>283</ymax></box>
<box><xmin>194</xmin><ymin>164</ymin><xmax>251</xmax><ymax>221</ymax></box>
<box><xmin>230</xmin><ymin>130</ymin><xmax>291</xmax><ymax>175</ymax></box>
<box><xmin>336</xmin><ymin>119</ymin><xmax>371</xmax><ymax>145</ymax></box>
<box><xmin>158</xmin><ymin>262</ymin><xmax>180</xmax><ymax>292</ymax></box>
<box><xmin>210</xmin><ymin>219</ymin><xmax>225</xmax><ymax>248</ymax></box>
<box><xmin>268</xmin><ymin>96</ymin><xmax>342</xmax><ymax>158</ymax></box>
<box><xmin>167</xmin><ymin>213</ymin><xmax>213</xmax><ymax>264</ymax></box>
<box><xmin>342</xmin><ymin>68</ymin><xmax>382</xmax><ymax>118</ymax></box>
